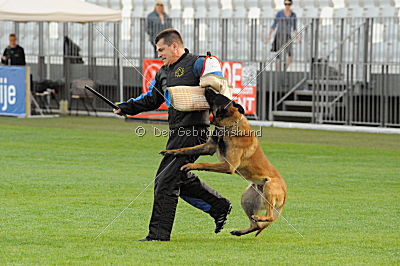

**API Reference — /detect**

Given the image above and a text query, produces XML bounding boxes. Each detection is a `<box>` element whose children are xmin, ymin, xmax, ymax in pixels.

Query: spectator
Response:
<box><xmin>147</xmin><ymin>1</ymin><xmax>172</xmax><ymax>58</ymax></box>
<box><xmin>266</xmin><ymin>0</ymin><xmax>300</xmax><ymax>70</ymax></box>
<box><xmin>1</xmin><ymin>33</ymin><xmax>26</xmax><ymax>66</ymax></box>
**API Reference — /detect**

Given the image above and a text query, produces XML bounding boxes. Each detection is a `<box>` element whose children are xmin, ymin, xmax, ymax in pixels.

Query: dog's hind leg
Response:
<box><xmin>252</xmin><ymin>201</ymin><xmax>285</xmax><ymax>236</ymax></box>
<box><xmin>254</xmin><ymin>202</ymin><xmax>285</xmax><ymax>236</ymax></box>
<box><xmin>251</xmin><ymin>181</ymin><xmax>286</xmax><ymax>224</ymax></box>
<box><xmin>251</xmin><ymin>196</ymin><xmax>276</xmax><ymax>223</ymax></box>
<box><xmin>254</xmin><ymin>222</ymin><xmax>272</xmax><ymax>236</ymax></box>
<box><xmin>230</xmin><ymin>184</ymin><xmax>263</xmax><ymax>236</ymax></box>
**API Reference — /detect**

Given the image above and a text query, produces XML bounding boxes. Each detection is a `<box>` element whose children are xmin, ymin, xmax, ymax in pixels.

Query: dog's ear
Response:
<box><xmin>233</xmin><ymin>102</ymin><xmax>245</xmax><ymax>114</ymax></box>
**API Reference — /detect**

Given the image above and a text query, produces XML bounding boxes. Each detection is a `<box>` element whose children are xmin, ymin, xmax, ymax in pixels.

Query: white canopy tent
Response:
<box><xmin>0</xmin><ymin>0</ymin><xmax>122</xmax><ymax>22</ymax></box>
<box><xmin>0</xmin><ymin>0</ymin><xmax>123</xmax><ymax>109</ymax></box>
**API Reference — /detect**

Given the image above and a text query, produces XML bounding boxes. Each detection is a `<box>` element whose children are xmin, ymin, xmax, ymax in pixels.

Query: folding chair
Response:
<box><xmin>69</xmin><ymin>79</ymin><xmax>97</xmax><ymax>116</ymax></box>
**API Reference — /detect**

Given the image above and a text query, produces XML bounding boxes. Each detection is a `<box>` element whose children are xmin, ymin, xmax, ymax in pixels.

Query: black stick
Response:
<box><xmin>84</xmin><ymin>85</ymin><xmax>120</xmax><ymax>110</ymax></box>
<box><xmin>84</xmin><ymin>85</ymin><xmax>126</xmax><ymax>117</ymax></box>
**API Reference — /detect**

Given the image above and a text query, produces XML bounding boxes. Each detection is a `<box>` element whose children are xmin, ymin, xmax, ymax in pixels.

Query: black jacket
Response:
<box><xmin>118</xmin><ymin>49</ymin><xmax>210</xmax><ymax>129</ymax></box>
<box><xmin>2</xmin><ymin>45</ymin><xmax>26</xmax><ymax>66</ymax></box>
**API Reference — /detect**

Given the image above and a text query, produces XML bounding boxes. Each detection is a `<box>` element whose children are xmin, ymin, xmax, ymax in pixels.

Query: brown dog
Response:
<box><xmin>160</xmin><ymin>89</ymin><xmax>286</xmax><ymax>236</ymax></box>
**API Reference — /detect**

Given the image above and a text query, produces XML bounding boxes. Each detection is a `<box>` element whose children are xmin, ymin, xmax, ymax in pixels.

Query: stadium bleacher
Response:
<box><xmin>78</xmin><ymin>0</ymin><xmax>400</xmax><ymax>19</ymax></box>
<box><xmin>112</xmin><ymin>0</ymin><xmax>400</xmax><ymax>21</ymax></box>
<box><xmin>4</xmin><ymin>0</ymin><xmax>399</xmax><ymax>62</ymax></box>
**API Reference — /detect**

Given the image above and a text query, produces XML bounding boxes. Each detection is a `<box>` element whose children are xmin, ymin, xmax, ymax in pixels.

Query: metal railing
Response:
<box><xmin>266</xmin><ymin>17</ymin><xmax>400</xmax><ymax>127</ymax></box>
<box><xmin>0</xmin><ymin>16</ymin><xmax>399</xmax><ymax>127</ymax></box>
<box><xmin>312</xmin><ymin>62</ymin><xmax>400</xmax><ymax>127</ymax></box>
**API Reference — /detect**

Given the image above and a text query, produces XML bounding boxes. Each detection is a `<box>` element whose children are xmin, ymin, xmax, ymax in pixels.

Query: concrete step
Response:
<box><xmin>283</xmin><ymin>100</ymin><xmax>313</xmax><ymax>107</ymax></box>
<box><xmin>283</xmin><ymin>100</ymin><xmax>343</xmax><ymax>108</ymax></box>
<box><xmin>294</xmin><ymin>90</ymin><xmax>343</xmax><ymax>97</ymax></box>
<box><xmin>271</xmin><ymin>111</ymin><xmax>313</xmax><ymax>118</ymax></box>
<box><xmin>307</xmin><ymin>79</ymin><xmax>347</xmax><ymax>86</ymax></box>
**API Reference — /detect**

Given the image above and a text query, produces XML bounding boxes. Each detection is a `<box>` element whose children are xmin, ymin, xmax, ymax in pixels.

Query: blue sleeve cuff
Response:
<box><xmin>165</xmin><ymin>89</ymin><xmax>171</xmax><ymax>107</ymax></box>
<box><xmin>206</xmin><ymin>71</ymin><xmax>223</xmax><ymax>77</ymax></box>
<box><xmin>125</xmin><ymin>79</ymin><xmax>156</xmax><ymax>103</ymax></box>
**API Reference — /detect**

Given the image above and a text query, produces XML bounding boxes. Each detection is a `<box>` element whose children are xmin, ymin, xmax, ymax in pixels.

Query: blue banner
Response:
<box><xmin>0</xmin><ymin>66</ymin><xmax>29</xmax><ymax>117</ymax></box>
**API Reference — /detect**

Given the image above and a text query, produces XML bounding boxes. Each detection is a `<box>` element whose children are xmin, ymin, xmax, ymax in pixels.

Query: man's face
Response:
<box><xmin>9</xmin><ymin>36</ymin><xmax>17</xmax><ymax>48</ymax></box>
<box><xmin>155</xmin><ymin>2</ymin><xmax>164</xmax><ymax>13</ymax></box>
<box><xmin>156</xmin><ymin>39</ymin><xmax>176</xmax><ymax>66</ymax></box>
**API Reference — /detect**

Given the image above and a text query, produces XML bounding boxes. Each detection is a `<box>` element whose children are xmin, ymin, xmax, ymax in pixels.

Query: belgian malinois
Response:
<box><xmin>160</xmin><ymin>89</ymin><xmax>287</xmax><ymax>236</ymax></box>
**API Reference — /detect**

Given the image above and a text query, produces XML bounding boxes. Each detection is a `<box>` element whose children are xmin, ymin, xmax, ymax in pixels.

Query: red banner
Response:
<box><xmin>233</xmin><ymin>86</ymin><xmax>257</xmax><ymax>115</ymax></box>
<box><xmin>142</xmin><ymin>59</ymin><xmax>168</xmax><ymax>110</ymax></box>
<box><xmin>142</xmin><ymin>59</ymin><xmax>256</xmax><ymax>114</ymax></box>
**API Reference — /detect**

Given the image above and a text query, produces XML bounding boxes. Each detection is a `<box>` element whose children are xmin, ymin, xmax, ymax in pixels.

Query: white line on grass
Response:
<box><xmin>223</xmin><ymin>158</ymin><xmax>304</xmax><ymax>238</ymax></box>
<box><xmin>94</xmin><ymin>157</ymin><xmax>177</xmax><ymax>239</ymax></box>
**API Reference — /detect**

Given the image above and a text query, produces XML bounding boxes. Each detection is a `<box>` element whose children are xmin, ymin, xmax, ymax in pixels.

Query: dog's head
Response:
<box><xmin>205</xmin><ymin>88</ymin><xmax>245</xmax><ymax>126</ymax></box>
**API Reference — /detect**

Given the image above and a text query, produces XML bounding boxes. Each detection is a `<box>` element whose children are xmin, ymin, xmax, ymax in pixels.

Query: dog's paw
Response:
<box><xmin>230</xmin><ymin>230</ymin><xmax>242</xmax><ymax>236</ymax></box>
<box><xmin>180</xmin><ymin>163</ymin><xmax>195</xmax><ymax>172</ymax></box>
<box><xmin>159</xmin><ymin>149</ymin><xmax>177</xmax><ymax>156</ymax></box>
<box><xmin>159</xmin><ymin>150</ymin><xmax>168</xmax><ymax>155</ymax></box>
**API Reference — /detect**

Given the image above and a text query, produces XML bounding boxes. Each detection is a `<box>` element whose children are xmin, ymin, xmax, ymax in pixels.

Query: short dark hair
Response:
<box><xmin>9</xmin><ymin>33</ymin><xmax>16</xmax><ymax>38</ymax></box>
<box><xmin>154</xmin><ymin>28</ymin><xmax>184</xmax><ymax>47</ymax></box>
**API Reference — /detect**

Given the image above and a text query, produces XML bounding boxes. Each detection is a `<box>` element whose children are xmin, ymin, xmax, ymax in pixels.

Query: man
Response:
<box><xmin>1</xmin><ymin>34</ymin><xmax>26</xmax><ymax>66</ymax></box>
<box><xmin>114</xmin><ymin>29</ymin><xmax>231</xmax><ymax>241</ymax></box>
<box><xmin>147</xmin><ymin>1</ymin><xmax>172</xmax><ymax>58</ymax></box>
<box><xmin>266</xmin><ymin>0</ymin><xmax>300</xmax><ymax>71</ymax></box>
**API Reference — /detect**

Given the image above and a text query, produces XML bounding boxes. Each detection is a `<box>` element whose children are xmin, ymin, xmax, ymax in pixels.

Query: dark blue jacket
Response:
<box><xmin>146</xmin><ymin>11</ymin><xmax>172</xmax><ymax>42</ymax></box>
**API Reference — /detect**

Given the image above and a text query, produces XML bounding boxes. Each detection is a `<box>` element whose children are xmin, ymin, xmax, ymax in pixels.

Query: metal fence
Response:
<box><xmin>9</xmin><ymin>17</ymin><xmax>395</xmax><ymax>62</ymax></box>
<box><xmin>265</xmin><ymin>17</ymin><xmax>400</xmax><ymax>127</ymax></box>
<box><xmin>268</xmin><ymin>61</ymin><xmax>400</xmax><ymax>127</ymax></box>
<box><xmin>0</xmin><ymin>16</ymin><xmax>399</xmax><ymax>127</ymax></box>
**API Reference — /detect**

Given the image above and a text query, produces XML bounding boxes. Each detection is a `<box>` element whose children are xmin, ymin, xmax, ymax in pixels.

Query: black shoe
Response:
<box><xmin>138</xmin><ymin>236</ymin><xmax>169</xmax><ymax>242</ymax></box>
<box><xmin>213</xmin><ymin>203</ymin><xmax>232</xmax><ymax>234</ymax></box>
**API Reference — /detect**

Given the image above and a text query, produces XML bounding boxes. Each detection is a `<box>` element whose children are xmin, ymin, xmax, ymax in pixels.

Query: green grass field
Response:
<box><xmin>1</xmin><ymin>116</ymin><xmax>399</xmax><ymax>264</ymax></box>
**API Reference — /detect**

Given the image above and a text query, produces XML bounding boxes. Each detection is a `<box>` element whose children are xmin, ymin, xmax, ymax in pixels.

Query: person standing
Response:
<box><xmin>114</xmin><ymin>29</ymin><xmax>232</xmax><ymax>241</ymax></box>
<box><xmin>1</xmin><ymin>34</ymin><xmax>26</xmax><ymax>66</ymax></box>
<box><xmin>147</xmin><ymin>1</ymin><xmax>172</xmax><ymax>58</ymax></box>
<box><xmin>266</xmin><ymin>0</ymin><xmax>300</xmax><ymax>70</ymax></box>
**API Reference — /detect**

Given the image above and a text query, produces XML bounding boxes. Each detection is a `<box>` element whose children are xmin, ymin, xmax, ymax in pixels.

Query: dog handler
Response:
<box><xmin>114</xmin><ymin>29</ymin><xmax>231</xmax><ymax>241</ymax></box>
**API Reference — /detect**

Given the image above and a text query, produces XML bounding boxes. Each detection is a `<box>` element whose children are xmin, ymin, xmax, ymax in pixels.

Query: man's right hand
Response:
<box><xmin>113</xmin><ymin>108</ymin><xmax>123</xmax><ymax>116</ymax></box>
<box><xmin>1</xmin><ymin>56</ymin><xmax>7</xmax><ymax>61</ymax></box>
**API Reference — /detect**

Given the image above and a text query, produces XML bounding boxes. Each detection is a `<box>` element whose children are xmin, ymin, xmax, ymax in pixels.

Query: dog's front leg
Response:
<box><xmin>181</xmin><ymin>162</ymin><xmax>235</xmax><ymax>174</ymax></box>
<box><xmin>182</xmin><ymin>149</ymin><xmax>243</xmax><ymax>174</ymax></box>
<box><xmin>160</xmin><ymin>139</ymin><xmax>217</xmax><ymax>157</ymax></box>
